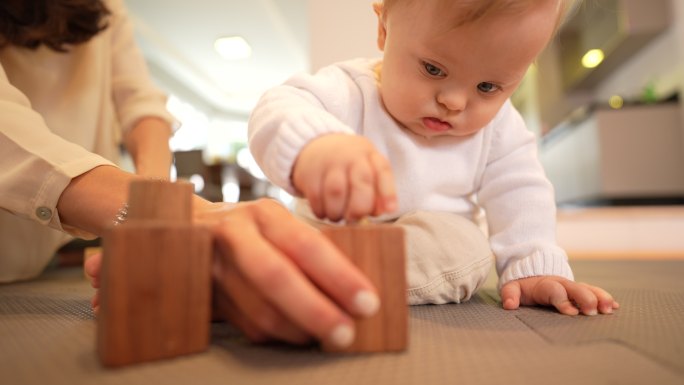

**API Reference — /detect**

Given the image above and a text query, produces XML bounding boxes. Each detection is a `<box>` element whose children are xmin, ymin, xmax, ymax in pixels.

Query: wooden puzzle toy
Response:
<box><xmin>97</xmin><ymin>180</ymin><xmax>212</xmax><ymax>367</ymax></box>
<box><xmin>321</xmin><ymin>224</ymin><xmax>408</xmax><ymax>352</ymax></box>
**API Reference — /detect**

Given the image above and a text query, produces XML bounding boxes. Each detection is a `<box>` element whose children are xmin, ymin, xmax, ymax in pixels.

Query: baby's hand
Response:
<box><xmin>500</xmin><ymin>276</ymin><xmax>619</xmax><ymax>316</ymax></box>
<box><xmin>292</xmin><ymin>133</ymin><xmax>397</xmax><ymax>222</ymax></box>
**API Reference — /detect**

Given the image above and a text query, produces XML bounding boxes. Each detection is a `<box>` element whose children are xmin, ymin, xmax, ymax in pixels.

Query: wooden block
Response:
<box><xmin>127</xmin><ymin>179</ymin><xmax>192</xmax><ymax>222</ymax></box>
<box><xmin>97</xmin><ymin>181</ymin><xmax>212</xmax><ymax>367</ymax></box>
<box><xmin>321</xmin><ymin>225</ymin><xmax>408</xmax><ymax>352</ymax></box>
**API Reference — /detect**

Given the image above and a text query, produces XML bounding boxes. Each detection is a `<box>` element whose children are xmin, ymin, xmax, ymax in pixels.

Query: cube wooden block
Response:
<box><xmin>321</xmin><ymin>225</ymin><xmax>408</xmax><ymax>352</ymax></box>
<box><xmin>97</xmin><ymin>181</ymin><xmax>212</xmax><ymax>367</ymax></box>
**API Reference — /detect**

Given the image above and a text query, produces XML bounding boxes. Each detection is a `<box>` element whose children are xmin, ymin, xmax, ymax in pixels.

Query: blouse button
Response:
<box><xmin>35</xmin><ymin>207</ymin><xmax>53</xmax><ymax>220</ymax></box>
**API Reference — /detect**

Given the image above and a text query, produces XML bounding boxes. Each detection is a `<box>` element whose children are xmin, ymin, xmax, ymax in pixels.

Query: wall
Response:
<box><xmin>595</xmin><ymin>0</ymin><xmax>684</xmax><ymax>157</ymax></box>
<box><xmin>308</xmin><ymin>0</ymin><xmax>380</xmax><ymax>72</ymax></box>
<box><xmin>534</xmin><ymin>0</ymin><xmax>682</xmax><ymax>132</ymax></box>
<box><xmin>594</xmin><ymin>0</ymin><xmax>684</xmax><ymax>100</ymax></box>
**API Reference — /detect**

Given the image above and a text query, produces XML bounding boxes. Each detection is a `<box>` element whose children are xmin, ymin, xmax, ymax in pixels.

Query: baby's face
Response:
<box><xmin>376</xmin><ymin>1</ymin><xmax>559</xmax><ymax>138</ymax></box>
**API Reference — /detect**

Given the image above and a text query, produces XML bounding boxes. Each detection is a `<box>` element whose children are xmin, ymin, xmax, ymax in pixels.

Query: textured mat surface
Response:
<box><xmin>1</xmin><ymin>260</ymin><xmax>682</xmax><ymax>385</ymax></box>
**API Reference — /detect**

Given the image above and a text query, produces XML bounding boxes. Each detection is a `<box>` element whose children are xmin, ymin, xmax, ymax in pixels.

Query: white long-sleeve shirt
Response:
<box><xmin>0</xmin><ymin>0</ymin><xmax>174</xmax><ymax>281</ymax></box>
<box><xmin>249</xmin><ymin>58</ymin><xmax>573</xmax><ymax>287</ymax></box>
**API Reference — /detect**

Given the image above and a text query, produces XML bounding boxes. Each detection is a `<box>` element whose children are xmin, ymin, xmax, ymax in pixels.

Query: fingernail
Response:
<box><xmin>353</xmin><ymin>290</ymin><xmax>380</xmax><ymax>317</ymax></box>
<box><xmin>329</xmin><ymin>324</ymin><xmax>354</xmax><ymax>348</ymax></box>
<box><xmin>602</xmin><ymin>306</ymin><xmax>613</xmax><ymax>314</ymax></box>
<box><xmin>585</xmin><ymin>309</ymin><xmax>597</xmax><ymax>316</ymax></box>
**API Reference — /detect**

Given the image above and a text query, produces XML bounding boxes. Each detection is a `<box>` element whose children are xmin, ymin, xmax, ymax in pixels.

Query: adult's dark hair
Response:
<box><xmin>0</xmin><ymin>0</ymin><xmax>110</xmax><ymax>52</ymax></box>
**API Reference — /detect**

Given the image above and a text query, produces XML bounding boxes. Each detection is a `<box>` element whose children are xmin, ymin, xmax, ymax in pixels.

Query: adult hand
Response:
<box><xmin>87</xmin><ymin>198</ymin><xmax>381</xmax><ymax>349</ymax></box>
<box><xmin>500</xmin><ymin>275</ymin><xmax>619</xmax><ymax>316</ymax></box>
<box><xmin>292</xmin><ymin>134</ymin><xmax>397</xmax><ymax>222</ymax></box>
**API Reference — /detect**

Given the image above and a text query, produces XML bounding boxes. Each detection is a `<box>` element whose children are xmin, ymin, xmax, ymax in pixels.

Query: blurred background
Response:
<box><xmin>118</xmin><ymin>0</ymin><xmax>683</xmax><ymax>258</ymax></box>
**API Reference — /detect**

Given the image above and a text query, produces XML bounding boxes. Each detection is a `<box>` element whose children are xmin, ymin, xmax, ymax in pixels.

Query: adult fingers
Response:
<box><xmin>212</xmin><ymin>250</ymin><xmax>312</xmax><ymax>344</ymax></box>
<box><xmin>91</xmin><ymin>291</ymin><xmax>100</xmax><ymax>315</ymax></box>
<box><xmin>212</xmin><ymin>283</ymin><xmax>270</xmax><ymax>343</ymax></box>
<box><xmin>252</xmin><ymin>201</ymin><xmax>380</xmax><ymax>319</ymax></box>
<box><xmin>84</xmin><ymin>251</ymin><xmax>102</xmax><ymax>288</ymax></box>
<box><xmin>212</xmin><ymin>204</ymin><xmax>363</xmax><ymax>349</ymax></box>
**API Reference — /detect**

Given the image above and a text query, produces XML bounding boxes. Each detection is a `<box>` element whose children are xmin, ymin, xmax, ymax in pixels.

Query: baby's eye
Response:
<box><xmin>422</xmin><ymin>61</ymin><xmax>445</xmax><ymax>77</ymax></box>
<box><xmin>477</xmin><ymin>82</ymin><xmax>499</xmax><ymax>93</ymax></box>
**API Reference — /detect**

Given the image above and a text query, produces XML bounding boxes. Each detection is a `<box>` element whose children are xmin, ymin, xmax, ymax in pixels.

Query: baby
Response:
<box><xmin>249</xmin><ymin>0</ymin><xmax>619</xmax><ymax>316</ymax></box>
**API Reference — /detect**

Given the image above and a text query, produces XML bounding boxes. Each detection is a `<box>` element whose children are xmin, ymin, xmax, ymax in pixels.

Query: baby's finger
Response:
<box><xmin>305</xmin><ymin>185</ymin><xmax>325</xmax><ymax>220</ymax></box>
<box><xmin>322</xmin><ymin>166</ymin><xmax>348</xmax><ymax>222</ymax></box>
<box><xmin>584</xmin><ymin>283</ymin><xmax>618</xmax><ymax>314</ymax></box>
<box><xmin>345</xmin><ymin>160</ymin><xmax>375</xmax><ymax>221</ymax></box>
<box><xmin>369</xmin><ymin>152</ymin><xmax>397</xmax><ymax>213</ymax></box>
<box><xmin>533</xmin><ymin>279</ymin><xmax>579</xmax><ymax>316</ymax></box>
<box><xmin>500</xmin><ymin>281</ymin><xmax>521</xmax><ymax>310</ymax></box>
<box><xmin>561</xmin><ymin>281</ymin><xmax>599</xmax><ymax>316</ymax></box>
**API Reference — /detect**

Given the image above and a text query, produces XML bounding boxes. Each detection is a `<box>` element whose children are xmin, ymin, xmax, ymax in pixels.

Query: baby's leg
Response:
<box><xmin>394</xmin><ymin>211</ymin><xmax>492</xmax><ymax>305</ymax></box>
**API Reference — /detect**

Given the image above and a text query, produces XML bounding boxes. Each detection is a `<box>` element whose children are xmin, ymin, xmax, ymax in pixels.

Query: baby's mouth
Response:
<box><xmin>422</xmin><ymin>117</ymin><xmax>452</xmax><ymax>132</ymax></box>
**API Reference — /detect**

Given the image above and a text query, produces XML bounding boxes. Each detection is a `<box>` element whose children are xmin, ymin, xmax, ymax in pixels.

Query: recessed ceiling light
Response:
<box><xmin>581</xmin><ymin>48</ymin><xmax>604</xmax><ymax>69</ymax></box>
<box><xmin>214</xmin><ymin>36</ymin><xmax>252</xmax><ymax>61</ymax></box>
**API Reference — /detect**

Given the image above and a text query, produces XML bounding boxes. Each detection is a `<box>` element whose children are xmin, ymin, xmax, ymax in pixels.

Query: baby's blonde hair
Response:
<box><xmin>379</xmin><ymin>0</ymin><xmax>579</xmax><ymax>34</ymax></box>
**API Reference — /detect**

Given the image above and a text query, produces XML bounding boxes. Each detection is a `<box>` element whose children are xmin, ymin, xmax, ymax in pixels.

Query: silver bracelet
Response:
<box><xmin>113</xmin><ymin>203</ymin><xmax>129</xmax><ymax>226</ymax></box>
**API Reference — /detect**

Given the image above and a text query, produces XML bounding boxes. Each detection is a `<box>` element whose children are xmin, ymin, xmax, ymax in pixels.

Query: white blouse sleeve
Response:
<box><xmin>0</xmin><ymin>66</ymin><xmax>114</xmax><ymax>233</ymax></box>
<box><xmin>107</xmin><ymin>0</ymin><xmax>176</xmax><ymax>134</ymax></box>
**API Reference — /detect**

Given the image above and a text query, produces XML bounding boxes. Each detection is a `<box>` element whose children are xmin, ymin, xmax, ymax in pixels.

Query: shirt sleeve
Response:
<box><xmin>247</xmin><ymin>64</ymin><xmax>360</xmax><ymax>194</ymax></box>
<box><xmin>0</xmin><ymin>65</ymin><xmax>115</xmax><ymax>234</ymax></box>
<box><xmin>477</xmin><ymin>101</ymin><xmax>574</xmax><ymax>289</ymax></box>
<box><xmin>107</xmin><ymin>0</ymin><xmax>177</xmax><ymax>135</ymax></box>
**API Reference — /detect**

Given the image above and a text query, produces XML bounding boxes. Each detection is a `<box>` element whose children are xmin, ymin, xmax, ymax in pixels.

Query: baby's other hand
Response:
<box><xmin>292</xmin><ymin>134</ymin><xmax>397</xmax><ymax>222</ymax></box>
<box><xmin>500</xmin><ymin>276</ymin><xmax>620</xmax><ymax>316</ymax></box>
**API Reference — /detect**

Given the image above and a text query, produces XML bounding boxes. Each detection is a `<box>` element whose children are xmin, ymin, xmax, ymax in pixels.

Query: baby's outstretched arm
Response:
<box><xmin>292</xmin><ymin>133</ymin><xmax>397</xmax><ymax>222</ymax></box>
<box><xmin>500</xmin><ymin>276</ymin><xmax>620</xmax><ymax>316</ymax></box>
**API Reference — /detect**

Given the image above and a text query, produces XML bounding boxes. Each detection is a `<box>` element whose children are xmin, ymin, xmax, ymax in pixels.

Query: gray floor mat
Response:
<box><xmin>513</xmin><ymin>288</ymin><xmax>684</xmax><ymax>373</ymax></box>
<box><xmin>1</xmin><ymin>261</ymin><xmax>683</xmax><ymax>385</ymax></box>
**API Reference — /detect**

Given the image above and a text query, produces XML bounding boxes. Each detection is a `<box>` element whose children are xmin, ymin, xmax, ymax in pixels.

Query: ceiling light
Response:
<box><xmin>214</xmin><ymin>36</ymin><xmax>252</xmax><ymax>60</ymax></box>
<box><xmin>581</xmin><ymin>49</ymin><xmax>604</xmax><ymax>69</ymax></box>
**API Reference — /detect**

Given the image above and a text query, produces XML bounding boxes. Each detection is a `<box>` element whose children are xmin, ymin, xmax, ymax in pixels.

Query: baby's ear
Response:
<box><xmin>373</xmin><ymin>3</ymin><xmax>387</xmax><ymax>51</ymax></box>
<box><xmin>372</xmin><ymin>2</ymin><xmax>383</xmax><ymax>16</ymax></box>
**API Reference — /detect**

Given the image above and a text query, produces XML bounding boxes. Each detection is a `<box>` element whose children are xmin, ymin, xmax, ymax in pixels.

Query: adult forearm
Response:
<box><xmin>56</xmin><ymin>165</ymin><xmax>139</xmax><ymax>236</ymax></box>
<box><xmin>124</xmin><ymin>117</ymin><xmax>173</xmax><ymax>179</ymax></box>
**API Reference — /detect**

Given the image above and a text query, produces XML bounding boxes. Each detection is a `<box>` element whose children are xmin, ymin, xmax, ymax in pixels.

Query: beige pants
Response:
<box><xmin>394</xmin><ymin>211</ymin><xmax>492</xmax><ymax>305</ymax></box>
<box><xmin>0</xmin><ymin>210</ymin><xmax>72</xmax><ymax>283</ymax></box>
<box><xmin>297</xmin><ymin>204</ymin><xmax>493</xmax><ymax>305</ymax></box>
